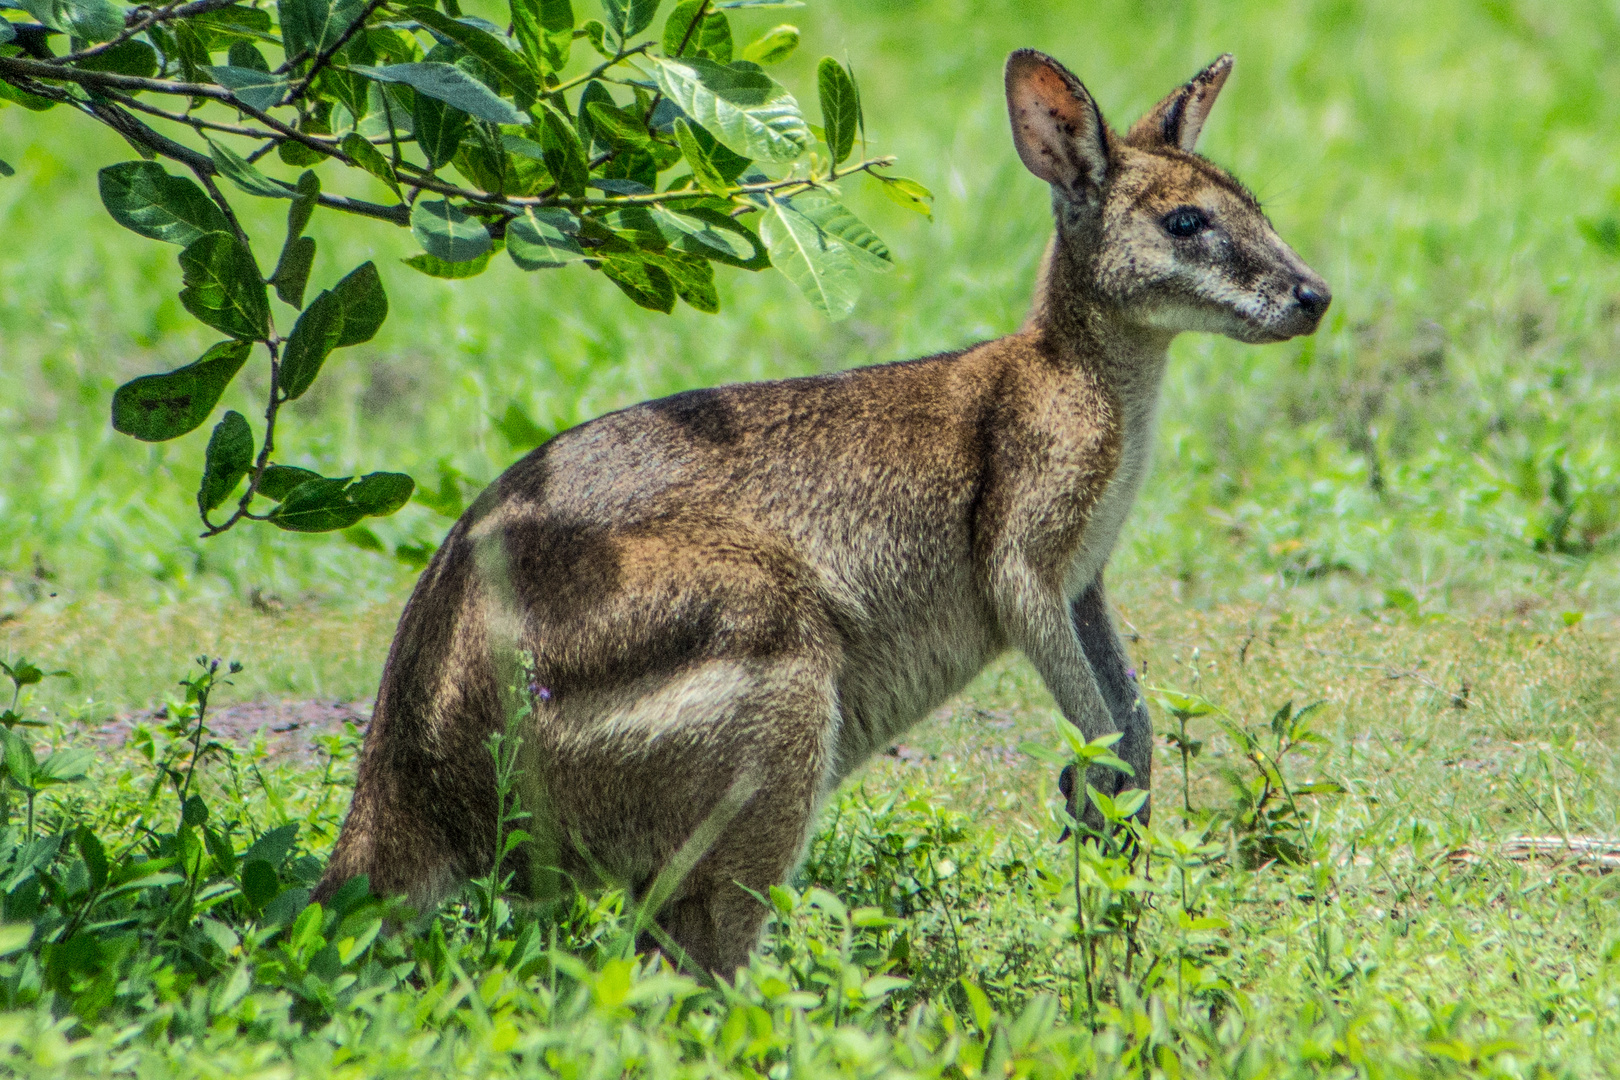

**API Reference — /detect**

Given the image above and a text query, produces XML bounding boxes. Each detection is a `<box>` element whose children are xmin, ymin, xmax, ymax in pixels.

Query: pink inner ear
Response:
<box><xmin>1007</xmin><ymin>56</ymin><xmax>1105</xmax><ymax>188</ymax></box>
<box><xmin>1014</xmin><ymin>64</ymin><xmax>1090</xmax><ymax>134</ymax></box>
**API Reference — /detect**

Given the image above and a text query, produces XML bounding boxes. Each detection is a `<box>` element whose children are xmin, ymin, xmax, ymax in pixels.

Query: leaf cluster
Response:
<box><xmin>0</xmin><ymin>0</ymin><xmax>928</xmax><ymax>537</ymax></box>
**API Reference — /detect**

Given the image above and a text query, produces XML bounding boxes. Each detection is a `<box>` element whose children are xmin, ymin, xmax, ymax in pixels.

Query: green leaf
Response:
<box><xmin>206</xmin><ymin>137</ymin><xmax>293</xmax><ymax>200</ymax></box>
<box><xmin>657</xmin><ymin>249</ymin><xmax>719</xmax><ymax>312</ymax></box>
<box><xmin>0</xmin><ymin>78</ymin><xmax>59</xmax><ymax>112</ymax></box>
<box><xmin>713</xmin><ymin>0</ymin><xmax>802</xmax><ymax>7</ymax></box>
<box><xmin>77</xmin><ymin>38</ymin><xmax>159</xmax><ymax>77</ymax></box>
<box><xmin>870</xmin><ymin>172</ymin><xmax>933</xmax><ymax>219</ymax></box>
<box><xmin>662</xmin><ymin>0</ymin><xmax>731</xmax><ymax>61</ymax></box>
<box><xmin>268</xmin><ymin>477</ymin><xmax>366</xmax><ymax>532</ymax></box>
<box><xmin>1112</xmin><ymin>788</ymin><xmax>1150</xmax><ymax>819</ymax></box>
<box><xmin>279</xmin><ymin>289</ymin><xmax>344</xmax><ymax>400</ymax></box>
<box><xmin>493</xmin><ymin>401</ymin><xmax>550</xmax><ymax>449</ymax></box>
<box><xmin>286</xmin><ymin>168</ymin><xmax>320</xmax><ymax>240</ymax></box>
<box><xmin>1018</xmin><ymin>740</ymin><xmax>1071</xmax><ymax>766</ymax></box>
<box><xmin>664</xmin><ymin>204</ymin><xmax>768</xmax><ymax>268</ymax></box>
<box><xmin>511</xmin><ymin>0</ymin><xmax>573</xmax><ymax>75</ymax></box>
<box><xmin>411</xmin><ymin>89</ymin><xmax>470</xmax><ymax>169</ymax></box>
<box><xmin>574</xmin><ymin>79</ymin><xmax>615</xmax><ymax>151</ymax></box>
<box><xmin>739</xmin><ymin>23</ymin><xmax>796</xmax><ymax>64</ymax></box>
<box><xmin>411</xmin><ymin>199</ymin><xmax>492</xmax><ymax>263</ymax></box>
<box><xmin>269</xmin><ymin>170</ymin><xmax>320</xmax><ymax>307</ymax></box>
<box><xmin>759</xmin><ymin>194</ymin><xmax>856</xmax><ymax>318</ymax></box>
<box><xmin>331</xmin><ymin>261</ymin><xmax>388</xmax><ymax>346</ymax></box>
<box><xmin>279</xmin><ymin>0</ymin><xmax>368</xmax><ymax>59</ymax></box>
<box><xmin>182</xmin><ymin>794</ymin><xmax>208</xmax><ymax>825</ymax></box>
<box><xmin>339</xmin><ymin>133</ymin><xmax>401</xmax><ymax>196</ymax></box>
<box><xmin>203</xmin><ymin>825</ymin><xmax>236</xmax><ymax>876</ymax></box>
<box><xmin>816</xmin><ymin>57</ymin><xmax>857</xmax><ymax>166</ymax></box>
<box><xmin>269</xmin><ymin>236</ymin><xmax>316</xmax><ymax>308</ymax></box>
<box><xmin>198</xmin><ymin>410</ymin><xmax>255</xmax><ymax>513</ymax></box>
<box><xmin>239</xmin><ymin>860</ymin><xmax>279</xmax><ymax>907</ymax></box>
<box><xmin>681</xmin><ymin>117</ymin><xmax>751</xmax><ymax>181</ymax></box>
<box><xmin>600</xmin><ymin>254</ymin><xmax>675</xmax><ymax>312</ymax></box>
<box><xmin>672</xmin><ymin>117</ymin><xmax>729</xmax><ymax>196</ymax></box>
<box><xmin>507</xmin><ymin>207</ymin><xmax>586</xmax><ymax>269</ymax></box>
<box><xmin>0</xmin><ymin>161</ymin><xmax>12</xmax><ymax>178</ymax></box>
<box><xmin>258</xmin><ymin>464</ymin><xmax>322</xmax><ymax>500</ymax></box>
<box><xmin>961</xmin><ymin>978</ymin><xmax>994</xmax><ymax>1034</ymax></box>
<box><xmin>242</xmin><ymin>823</ymin><xmax>299</xmax><ymax>868</ymax></box>
<box><xmin>0</xmin><ymin>924</ymin><xmax>31</xmax><ymax>958</ymax></box>
<box><xmin>649</xmin><ymin>203</ymin><xmax>752</xmax><ymax>259</ymax></box>
<box><xmin>111</xmin><ymin>340</ymin><xmax>253</xmax><ymax>442</ymax></box>
<box><xmin>348</xmin><ymin>472</ymin><xmax>415</xmax><ymax>515</ymax></box>
<box><xmin>191</xmin><ymin>4</ymin><xmax>275</xmax><ymax>46</ymax></box>
<box><xmin>793</xmin><ymin>194</ymin><xmax>892</xmax><ymax>271</ymax></box>
<box><xmin>20</xmin><ymin>0</ymin><xmax>122</xmax><ymax>41</ymax></box>
<box><xmin>226</xmin><ymin>40</ymin><xmax>270</xmax><ymax>72</ymax></box>
<box><xmin>98</xmin><ymin>162</ymin><xmax>231</xmax><ymax>247</ymax></box>
<box><xmin>1579</xmin><ymin>217</ymin><xmax>1620</xmax><ymax>257</ymax></box>
<box><xmin>601</xmin><ymin>0</ymin><xmax>658</xmax><ymax>40</ymax></box>
<box><xmin>202</xmin><ymin>65</ymin><xmax>292</xmax><ymax>112</ymax></box>
<box><xmin>0</xmin><ymin>19</ymin><xmax>12</xmax><ymax>44</ymax></box>
<box><xmin>356</xmin><ymin>63</ymin><xmax>526</xmax><ymax>125</ymax></box>
<box><xmin>586</xmin><ymin>99</ymin><xmax>653</xmax><ymax>150</ymax></box>
<box><xmin>404</xmin><ymin>250</ymin><xmax>492</xmax><ymax>277</ymax></box>
<box><xmin>178</xmin><ymin>232</ymin><xmax>270</xmax><ymax>340</ymax></box>
<box><xmin>652</xmin><ymin>56</ymin><xmax>809</xmax><ymax>162</ymax></box>
<box><xmin>537</xmin><ymin>101</ymin><xmax>588</xmax><ymax>199</ymax></box>
<box><xmin>400</xmin><ymin>6</ymin><xmax>536</xmax><ymax>100</ymax></box>
<box><xmin>579</xmin><ymin>17</ymin><xmax>611</xmax><ymax>57</ymax></box>
<box><xmin>344</xmin><ymin>525</ymin><xmax>386</xmax><ymax>552</ymax></box>
<box><xmin>0</xmin><ymin>729</ymin><xmax>35</xmax><ymax>789</ymax></box>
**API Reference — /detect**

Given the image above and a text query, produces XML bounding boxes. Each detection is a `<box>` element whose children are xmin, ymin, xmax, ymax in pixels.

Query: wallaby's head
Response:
<box><xmin>1006</xmin><ymin>50</ymin><xmax>1330</xmax><ymax>344</ymax></box>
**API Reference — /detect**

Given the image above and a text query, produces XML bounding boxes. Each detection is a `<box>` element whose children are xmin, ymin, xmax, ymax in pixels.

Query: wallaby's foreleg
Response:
<box><xmin>1068</xmin><ymin>575</ymin><xmax>1152</xmax><ymax>823</ymax></box>
<box><xmin>992</xmin><ymin>563</ymin><xmax>1124</xmax><ymax>828</ymax></box>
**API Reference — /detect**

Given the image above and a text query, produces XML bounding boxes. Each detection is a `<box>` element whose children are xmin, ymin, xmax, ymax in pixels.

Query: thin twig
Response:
<box><xmin>202</xmin><ymin>340</ymin><xmax>284</xmax><ymax>538</ymax></box>
<box><xmin>48</xmin><ymin>0</ymin><xmax>240</xmax><ymax>65</ymax></box>
<box><xmin>105</xmin><ymin>89</ymin><xmax>281</xmax><ymax>141</ymax></box>
<box><xmin>550</xmin><ymin>41</ymin><xmax>653</xmax><ymax>96</ymax></box>
<box><xmin>284</xmin><ymin>0</ymin><xmax>388</xmax><ymax>106</ymax></box>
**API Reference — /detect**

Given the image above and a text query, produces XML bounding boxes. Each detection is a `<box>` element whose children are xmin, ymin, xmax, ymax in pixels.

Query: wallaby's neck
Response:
<box><xmin>1022</xmin><ymin>227</ymin><xmax>1173</xmax><ymax>419</ymax></box>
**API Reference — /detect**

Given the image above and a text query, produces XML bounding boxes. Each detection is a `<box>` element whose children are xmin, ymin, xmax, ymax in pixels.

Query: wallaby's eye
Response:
<box><xmin>1162</xmin><ymin>207</ymin><xmax>1209</xmax><ymax>238</ymax></box>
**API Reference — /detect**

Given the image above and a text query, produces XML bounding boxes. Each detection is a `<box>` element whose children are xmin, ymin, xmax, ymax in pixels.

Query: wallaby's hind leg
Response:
<box><xmin>656</xmin><ymin>724</ymin><xmax>826</xmax><ymax>975</ymax></box>
<box><xmin>533</xmin><ymin>654</ymin><xmax>836</xmax><ymax>976</ymax></box>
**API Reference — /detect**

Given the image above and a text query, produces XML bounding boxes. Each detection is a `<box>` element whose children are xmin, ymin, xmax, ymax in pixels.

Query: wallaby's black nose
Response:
<box><xmin>1294</xmin><ymin>282</ymin><xmax>1331</xmax><ymax>320</ymax></box>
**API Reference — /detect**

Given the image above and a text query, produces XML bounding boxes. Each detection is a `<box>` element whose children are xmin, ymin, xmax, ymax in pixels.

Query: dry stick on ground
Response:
<box><xmin>1448</xmin><ymin>836</ymin><xmax>1620</xmax><ymax>873</ymax></box>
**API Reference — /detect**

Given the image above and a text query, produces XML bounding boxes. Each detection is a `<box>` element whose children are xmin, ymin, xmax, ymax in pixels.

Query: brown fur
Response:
<box><xmin>315</xmin><ymin>50</ymin><xmax>1331</xmax><ymax>973</ymax></box>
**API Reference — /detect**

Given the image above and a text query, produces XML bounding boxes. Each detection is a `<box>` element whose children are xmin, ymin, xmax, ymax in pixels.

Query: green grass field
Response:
<box><xmin>3</xmin><ymin>0</ymin><xmax>1620</xmax><ymax>1074</ymax></box>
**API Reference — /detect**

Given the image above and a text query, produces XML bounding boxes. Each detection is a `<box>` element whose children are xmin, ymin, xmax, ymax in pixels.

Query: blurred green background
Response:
<box><xmin>3</xmin><ymin>0</ymin><xmax>1618</xmax><ymax>622</ymax></box>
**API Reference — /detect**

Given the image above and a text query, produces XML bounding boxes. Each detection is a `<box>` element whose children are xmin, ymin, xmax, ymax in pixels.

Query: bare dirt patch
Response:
<box><xmin>75</xmin><ymin>699</ymin><xmax>373</xmax><ymax>765</ymax></box>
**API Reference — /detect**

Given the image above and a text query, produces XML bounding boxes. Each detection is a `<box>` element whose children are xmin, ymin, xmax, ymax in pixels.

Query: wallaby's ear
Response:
<box><xmin>1005</xmin><ymin>49</ymin><xmax>1112</xmax><ymax>203</ymax></box>
<box><xmin>1127</xmin><ymin>54</ymin><xmax>1233</xmax><ymax>153</ymax></box>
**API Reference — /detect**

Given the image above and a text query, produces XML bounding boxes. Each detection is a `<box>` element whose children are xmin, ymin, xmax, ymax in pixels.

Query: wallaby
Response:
<box><xmin>314</xmin><ymin>48</ymin><xmax>1330</xmax><ymax>973</ymax></box>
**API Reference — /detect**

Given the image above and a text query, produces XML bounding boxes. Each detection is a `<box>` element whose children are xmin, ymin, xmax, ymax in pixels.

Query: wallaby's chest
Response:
<box><xmin>1061</xmin><ymin>398</ymin><xmax>1159</xmax><ymax>598</ymax></box>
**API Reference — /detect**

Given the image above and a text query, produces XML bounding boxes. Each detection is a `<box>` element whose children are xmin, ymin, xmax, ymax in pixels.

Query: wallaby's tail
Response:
<box><xmin>315</xmin><ymin>524</ymin><xmax>506</xmax><ymax>908</ymax></box>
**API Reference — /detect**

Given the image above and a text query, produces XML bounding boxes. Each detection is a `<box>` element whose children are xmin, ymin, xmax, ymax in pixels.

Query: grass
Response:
<box><xmin>3</xmin><ymin>0</ymin><xmax>1620</xmax><ymax>1073</ymax></box>
<box><xmin>1</xmin><ymin>587</ymin><xmax>1617</xmax><ymax>1075</ymax></box>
